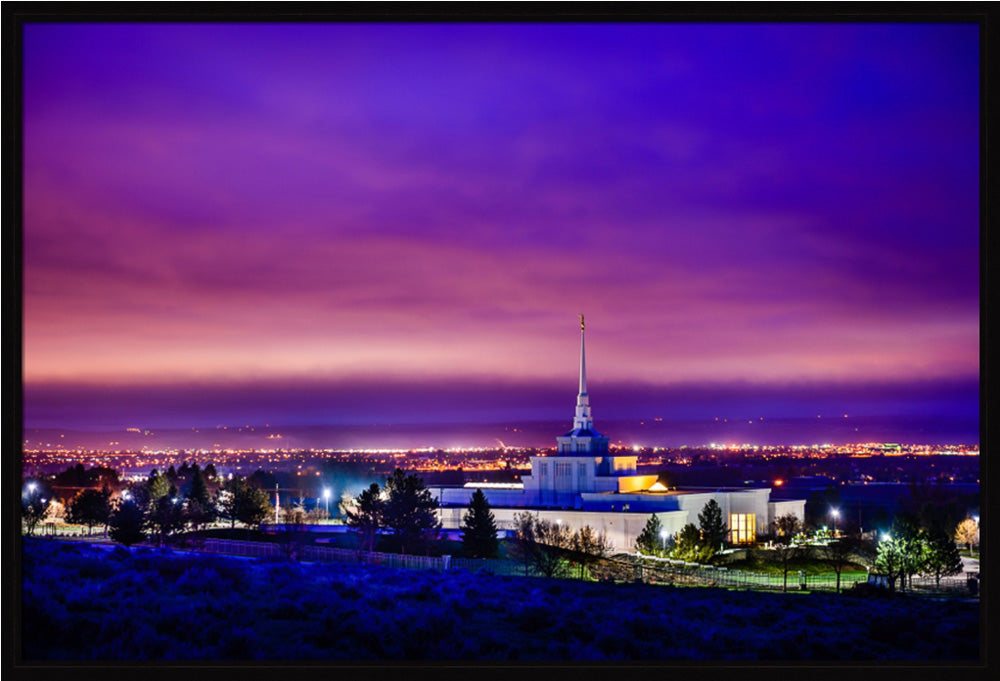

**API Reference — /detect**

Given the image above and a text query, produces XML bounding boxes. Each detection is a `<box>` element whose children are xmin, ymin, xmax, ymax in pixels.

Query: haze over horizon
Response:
<box><xmin>22</xmin><ymin>22</ymin><xmax>979</xmax><ymax>438</ymax></box>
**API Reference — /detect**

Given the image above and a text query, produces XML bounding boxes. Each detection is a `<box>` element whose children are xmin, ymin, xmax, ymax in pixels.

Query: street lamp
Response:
<box><xmin>323</xmin><ymin>487</ymin><xmax>331</xmax><ymax>519</ymax></box>
<box><xmin>830</xmin><ymin>508</ymin><xmax>840</xmax><ymax>537</ymax></box>
<box><xmin>659</xmin><ymin>529</ymin><xmax>668</xmax><ymax>556</ymax></box>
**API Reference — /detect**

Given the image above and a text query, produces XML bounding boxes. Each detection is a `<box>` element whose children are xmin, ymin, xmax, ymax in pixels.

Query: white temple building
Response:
<box><xmin>428</xmin><ymin>318</ymin><xmax>806</xmax><ymax>551</ymax></box>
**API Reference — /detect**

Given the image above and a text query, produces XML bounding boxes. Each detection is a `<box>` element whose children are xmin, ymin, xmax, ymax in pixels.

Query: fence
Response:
<box><xmin>450</xmin><ymin>557</ymin><xmax>531</xmax><ymax>576</ymax></box>
<box><xmin>198</xmin><ymin>538</ymin><xmax>973</xmax><ymax>595</ymax></box>
<box><xmin>200</xmin><ymin>538</ymin><xmax>450</xmax><ymax>571</ymax></box>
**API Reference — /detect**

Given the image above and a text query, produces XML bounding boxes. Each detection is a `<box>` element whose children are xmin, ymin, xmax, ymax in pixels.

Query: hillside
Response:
<box><xmin>19</xmin><ymin>538</ymin><xmax>978</xmax><ymax>661</ymax></box>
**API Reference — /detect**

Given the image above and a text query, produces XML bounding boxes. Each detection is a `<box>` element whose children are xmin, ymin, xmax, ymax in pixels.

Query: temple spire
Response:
<box><xmin>573</xmin><ymin>315</ymin><xmax>592</xmax><ymax>431</ymax></box>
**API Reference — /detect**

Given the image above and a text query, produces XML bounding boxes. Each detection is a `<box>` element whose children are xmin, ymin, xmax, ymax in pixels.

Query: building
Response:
<box><xmin>429</xmin><ymin>317</ymin><xmax>806</xmax><ymax>551</ymax></box>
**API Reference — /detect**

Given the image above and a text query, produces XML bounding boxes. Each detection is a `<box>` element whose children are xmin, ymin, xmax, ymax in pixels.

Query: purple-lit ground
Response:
<box><xmin>21</xmin><ymin>538</ymin><xmax>978</xmax><ymax>661</ymax></box>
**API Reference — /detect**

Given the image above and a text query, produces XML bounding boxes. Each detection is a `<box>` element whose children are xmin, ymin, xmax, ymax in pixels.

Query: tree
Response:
<box><xmin>775</xmin><ymin>513</ymin><xmax>800</xmax><ymax>540</ymax></box>
<box><xmin>148</xmin><ymin>495</ymin><xmax>186</xmax><ymax>546</ymax></box>
<box><xmin>217</xmin><ymin>476</ymin><xmax>247</xmax><ymax>529</ymax></box>
<box><xmin>672</xmin><ymin>523</ymin><xmax>708</xmax><ymax>562</ymax></box>
<box><xmin>187</xmin><ymin>464</ymin><xmax>211</xmax><ymax>506</ymax></box>
<box><xmin>892</xmin><ymin>515</ymin><xmax>927</xmax><ymax>592</ymax></box>
<box><xmin>146</xmin><ymin>470</ymin><xmax>169</xmax><ymax>502</ymax></box>
<box><xmin>698</xmin><ymin>499</ymin><xmax>728</xmax><ymax>554</ymax></box>
<box><xmin>772</xmin><ymin>542</ymin><xmax>801</xmax><ymax>593</ymax></box>
<box><xmin>185</xmin><ymin>464</ymin><xmax>216</xmax><ymax>530</ymax></box>
<box><xmin>529</xmin><ymin>518</ymin><xmax>573</xmax><ymax>578</ymax></box>
<box><xmin>109</xmin><ymin>499</ymin><xmax>147</xmax><ymax>547</ymax></box>
<box><xmin>278</xmin><ymin>508</ymin><xmax>309</xmax><ymax>561</ymax></box>
<box><xmin>955</xmin><ymin>517</ymin><xmax>979</xmax><ymax>554</ymax></box>
<box><xmin>203</xmin><ymin>463</ymin><xmax>219</xmax><ymax>484</ymax></box>
<box><xmin>66</xmin><ymin>487</ymin><xmax>112</xmax><ymax>535</ymax></box>
<box><xmin>236</xmin><ymin>485</ymin><xmax>272</xmax><ymax>536</ymax></box>
<box><xmin>635</xmin><ymin>514</ymin><xmax>664</xmax><ymax>556</ymax></box>
<box><xmin>510</xmin><ymin>512</ymin><xmax>539</xmax><ymax>577</ymax></box>
<box><xmin>124</xmin><ymin>480</ymin><xmax>151</xmax><ymax>512</ymax></box>
<box><xmin>21</xmin><ymin>481</ymin><xmax>51</xmax><ymax>535</ymax></box>
<box><xmin>874</xmin><ymin>535</ymin><xmax>905</xmax><ymax>592</ymax></box>
<box><xmin>461</xmin><ymin>489</ymin><xmax>499</xmax><ymax>559</ymax></box>
<box><xmin>571</xmin><ymin>525</ymin><xmax>613</xmax><ymax>580</ymax></box>
<box><xmin>382</xmin><ymin>468</ymin><xmax>440</xmax><ymax>555</ymax></box>
<box><xmin>184</xmin><ymin>499</ymin><xmax>216</xmax><ymax>533</ymax></box>
<box><xmin>820</xmin><ymin>537</ymin><xmax>859</xmax><ymax>593</ymax></box>
<box><xmin>343</xmin><ymin>483</ymin><xmax>385</xmax><ymax>555</ymax></box>
<box><xmin>923</xmin><ymin>528</ymin><xmax>964</xmax><ymax>587</ymax></box>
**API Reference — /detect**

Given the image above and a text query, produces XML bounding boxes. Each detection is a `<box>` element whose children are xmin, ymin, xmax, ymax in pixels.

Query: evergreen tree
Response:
<box><xmin>672</xmin><ymin>523</ymin><xmax>708</xmax><ymax>562</ymax></box>
<box><xmin>109</xmin><ymin>498</ymin><xmax>147</xmax><ymax>547</ymax></box>
<box><xmin>66</xmin><ymin>487</ymin><xmax>112</xmax><ymax>535</ymax></box>
<box><xmin>148</xmin><ymin>495</ymin><xmax>186</xmax><ymax>546</ymax></box>
<box><xmin>203</xmin><ymin>463</ymin><xmax>218</xmax><ymax>483</ymax></box>
<box><xmin>635</xmin><ymin>514</ymin><xmax>664</xmax><ymax>555</ymax></box>
<box><xmin>698</xmin><ymin>499</ymin><xmax>728</xmax><ymax>553</ymax></box>
<box><xmin>383</xmin><ymin>468</ymin><xmax>440</xmax><ymax>555</ymax></box>
<box><xmin>343</xmin><ymin>483</ymin><xmax>385</xmax><ymax>554</ymax></box>
<box><xmin>217</xmin><ymin>476</ymin><xmax>247</xmax><ymax>529</ymax></box>
<box><xmin>923</xmin><ymin>528</ymin><xmax>964</xmax><ymax>587</ymax></box>
<box><xmin>147</xmin><ymin>470</ymin><xmax>169</xmax><ymax>502</ymax></box>
<box><xmin>187</xmin><ymin>464</ymin><xmax>211</xmax><ymax>506</ymax></box>
<box><xmin>236</xmin><ymin>485</ymin><xmax>272</xmax><ymax>535</ymax></box>
<box><xmin>460</xmin><ymin>489</ymin><xmax>499</xmax><ymax>559</ymax></box>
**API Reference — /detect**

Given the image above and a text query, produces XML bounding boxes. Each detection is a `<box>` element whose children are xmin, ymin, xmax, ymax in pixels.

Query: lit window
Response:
<box><xmin>729</xmin><ymin>513</ymin><xmax>756</xmax><ymax>544</ymax></box>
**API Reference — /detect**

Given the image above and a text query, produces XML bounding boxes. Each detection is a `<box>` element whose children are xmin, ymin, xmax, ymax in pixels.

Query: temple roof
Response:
<box><xmin>562</xmin><ymin>427</ymin><xmax>604</xmax><ymax>438</ymax></box>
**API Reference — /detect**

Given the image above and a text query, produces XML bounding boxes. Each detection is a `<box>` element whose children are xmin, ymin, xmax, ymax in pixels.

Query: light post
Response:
<box><xmin>659</xmin><ymin>529</ymin><xmax>668</xmax><ymax>556</ymax></box>
<box><xmin>323</xmin><ymin>487</ymin><xmax>331</xmax><ymax>520</ymax></box>
<box><xmin>830</xmin><ymin>508</ymin><xmax>840</xmax><ymax>537</ymax></box>
<box><xmin>973</xmin><ymin>515</ymin><xmax>980</xmax><ymax>559</ymax></box>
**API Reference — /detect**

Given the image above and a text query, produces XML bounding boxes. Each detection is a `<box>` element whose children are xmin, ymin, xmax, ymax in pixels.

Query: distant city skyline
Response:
<box><xmin>22</xmin><ymin>22</ymin><xmax>979</xmax><ymax>435</ymax></box>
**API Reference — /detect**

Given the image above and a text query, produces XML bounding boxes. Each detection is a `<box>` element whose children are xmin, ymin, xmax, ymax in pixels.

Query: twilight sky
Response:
<box><xmin>22</xmin><ymin>22</ymin><xmax>980</xmax><ymax>436</ymax></box>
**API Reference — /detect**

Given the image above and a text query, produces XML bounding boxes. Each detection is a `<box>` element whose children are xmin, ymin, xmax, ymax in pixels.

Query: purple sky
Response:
<box><xmin>21</xmin><ymin>22</ymin><xmax>980</xmax><ymax>437</ymax></box>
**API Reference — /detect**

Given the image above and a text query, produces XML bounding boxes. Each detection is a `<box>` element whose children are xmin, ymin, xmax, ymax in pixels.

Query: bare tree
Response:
<box><xmin>571</xmin><ymin>525</ymin><xmax>613</xmax><ymax>579</ymax></box>
<box><xmin>772</xmin><ymin>542</ymin><xmax>800</xmax><ymax>592</ymax></box>
<box><xmin>775</xmin><ymin>513</ymin><xmax>801</xmax><ymax>541</ymax></box>
<box><xmin>820</xmin><ymin>537</ymin><xmax>858</xmax><ymax>593</ymax></box>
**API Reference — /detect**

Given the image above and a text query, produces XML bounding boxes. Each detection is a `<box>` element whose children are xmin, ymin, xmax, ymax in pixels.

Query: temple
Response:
<box><xmin>428</xmin><ymin>318</ymin><xmax>806</xmax><ymax>549</ymax></box>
